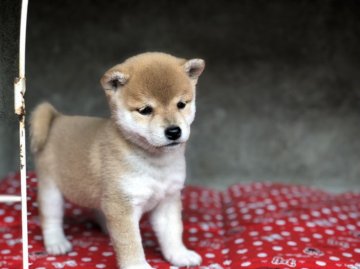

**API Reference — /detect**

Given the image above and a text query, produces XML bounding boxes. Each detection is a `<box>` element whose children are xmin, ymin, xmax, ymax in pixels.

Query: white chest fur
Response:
<box><xmin>120</xmin><ymin>149</ymin><xmax>186</xmax><ymax>213</ymax></box>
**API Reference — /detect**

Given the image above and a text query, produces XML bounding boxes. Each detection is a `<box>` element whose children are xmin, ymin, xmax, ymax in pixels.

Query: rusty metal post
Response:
<box><xmin>14</xmin><ymin>0</ymin><xmax>29</xmax><ymax>268</ymax></box>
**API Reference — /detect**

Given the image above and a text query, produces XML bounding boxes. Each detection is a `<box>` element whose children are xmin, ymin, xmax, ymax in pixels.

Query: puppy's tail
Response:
<box><xmin>30</xmin><ymin>102</ymin><xmax>59</xmax><ymax>153</ymax></box>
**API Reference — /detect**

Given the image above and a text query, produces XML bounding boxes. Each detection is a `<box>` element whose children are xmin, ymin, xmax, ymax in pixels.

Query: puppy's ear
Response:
<box><xmin>100</xmin><ymin>69</ymin><xmax>129</xmax><ymax>92</ymax></box>
<box><xmin>184</xmin><ymin>59</ymin><xmax>205</xmax><ymax>80</ymax></box>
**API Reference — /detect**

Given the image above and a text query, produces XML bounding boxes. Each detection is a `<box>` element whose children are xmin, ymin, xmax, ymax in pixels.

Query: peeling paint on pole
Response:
<box><xmin>14</xmin><ymin>75</ymin><xmax>28</xmax><ymax>269</ymax></box>
<box><xmin>15</xmin><ymin>0</ymin><xmax>29</xmax><ymax>268</ymax></box>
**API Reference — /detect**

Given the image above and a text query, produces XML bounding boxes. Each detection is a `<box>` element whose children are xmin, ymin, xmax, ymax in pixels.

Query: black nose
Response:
<box><xmin>165</xmin><ymin>126</ymin><xmax>182</xmax><ymax>140</ymax></box>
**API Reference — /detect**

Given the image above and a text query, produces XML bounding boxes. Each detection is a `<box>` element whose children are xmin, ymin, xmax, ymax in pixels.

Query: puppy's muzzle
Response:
<box><xmin>165</xmin><ymin>125</ymin><xmax>182</xmax><ymax>140</ymax></box>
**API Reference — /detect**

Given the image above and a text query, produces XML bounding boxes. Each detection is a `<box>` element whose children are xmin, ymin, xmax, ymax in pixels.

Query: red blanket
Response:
<box><xmin>0</xmin><ymin>172</ymin><xmax>359</xmax><ymax>268</ymax></box>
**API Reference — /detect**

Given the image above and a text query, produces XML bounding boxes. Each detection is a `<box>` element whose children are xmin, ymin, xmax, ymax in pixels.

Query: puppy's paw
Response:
<box><xmin>123</xmin><ymin>262</ymin><xmax>154</xmax><ymax>269</ymax></box>
<box><xmin>165</xmin><ymin>248</ymin><xmax>202</xmax><ymax>267</ymax></box>
<box><xmin>45</xmin><ymin>236</ymin><xmax>72</xmax><ymax>255</ymax></box>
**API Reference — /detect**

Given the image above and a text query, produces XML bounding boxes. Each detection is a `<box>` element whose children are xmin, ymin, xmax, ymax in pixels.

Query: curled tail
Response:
<box><xmin>30</xmin><ymin>102</ymin><xmax>59</xmax><ymax>153</ymax></box>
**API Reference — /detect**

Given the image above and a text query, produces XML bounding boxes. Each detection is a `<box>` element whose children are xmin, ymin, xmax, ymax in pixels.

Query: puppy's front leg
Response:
<box><xmin>150</xmin><ymin>192</ymin><xmax>202</xmax><ymax>267</ymax></box>
<box><xmin>102</xmin><ymin>201</ymin><xmax>152</xmax><ymax>269</ymax></box>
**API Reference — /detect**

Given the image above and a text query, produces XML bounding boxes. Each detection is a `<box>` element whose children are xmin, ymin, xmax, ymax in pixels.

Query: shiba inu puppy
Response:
<box><xmin>30</xmin><ymin>52</ymin><xmax>205</xmax><ymax>269</ymax></box>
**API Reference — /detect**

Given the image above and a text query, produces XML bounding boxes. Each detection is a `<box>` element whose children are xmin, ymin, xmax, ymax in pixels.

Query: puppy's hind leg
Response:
<box><xmin>38</xmin><ymin>178</ymin><xmax>72</xmax><ymax>255</ymax></box>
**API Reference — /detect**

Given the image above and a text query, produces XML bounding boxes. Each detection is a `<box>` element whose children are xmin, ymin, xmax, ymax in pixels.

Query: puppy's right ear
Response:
<box><xmin>100</xmin><ymin>68</ymin><xmax>129</xmax><ymax>92</ymax></box>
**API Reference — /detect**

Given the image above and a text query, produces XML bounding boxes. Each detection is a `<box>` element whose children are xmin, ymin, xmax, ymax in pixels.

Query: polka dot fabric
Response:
<box><xmin>0</xmin><ymin>173</ymin><xmax>359</xmax><ymax>269</ymax></box>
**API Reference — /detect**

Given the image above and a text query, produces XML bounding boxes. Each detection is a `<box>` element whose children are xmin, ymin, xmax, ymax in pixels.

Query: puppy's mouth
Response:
<box><xmin>163</xmin><ymin>142</ymin><xmax>181</xmax><ymax>147</ymax></box>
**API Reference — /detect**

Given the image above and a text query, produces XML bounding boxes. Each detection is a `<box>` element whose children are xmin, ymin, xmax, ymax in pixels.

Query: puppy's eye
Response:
<box><xmin>177</xmin><ymin>101</ymin><xmax>186</xmax><ymax>109</ymax></box>
<box><xmin>137</xmin><ymin>106</ymin><xmax>153</xmax><ymax>115</ymax></box>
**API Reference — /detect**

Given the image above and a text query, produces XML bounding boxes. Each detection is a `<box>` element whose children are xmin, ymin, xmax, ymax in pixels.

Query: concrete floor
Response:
<box><xmin>1</xmin><ymin>0</ymin><xmax>360</xmax><ymax>192</ymax></box>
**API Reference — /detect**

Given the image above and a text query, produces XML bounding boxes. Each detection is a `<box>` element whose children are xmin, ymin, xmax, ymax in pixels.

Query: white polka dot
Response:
<box><xmin>205</xmin><ymin>253</ymin><xmax>215</xmax><ymax>258</ymax></box>
<box><xmin>325</xmin><ymin>229</ymin><xmax>334</xmax><ymax>235</ymax></box>
<box><xmin>275</xmin><ymin>220</ymin><xmax>286</xmax><ymax>226</ymax></box>
<box><xmin>315</xmin><ymin>261</ymin><xmax>326</xmax><ymax>266</ymax></box>
<box><xmin>349</xmin><ymin>212</ymin><xmax>358</xmax><ymax>219</ymax></box>
<box><xmin>321</xmin><ymin>208</ymin><xmax>331</xmax><ymax>214</ymax></box>
<box><xmin>281</xmin><ymin>231</ymin><xmax>290</xmax><ymax>236</ymax></box>
<box><xmin>241</xmin><ymin>261</ymin><xmax>251</xmax><ymax>267</ymax></box>
<box><xmin>243</xmin><ymin>214</ymin><xmax>252</xmax><ymax>220</ymax></box>
<box><xmin>336</xmin><ymin>226</ymin><xmax>346</xmax><ymax>231</ymax></box>
<box><xmin>294</xmin><ymin>226</ymin><xmax>305</xmax><ymax>232</ymax></box>
<box><xmin>300</xmin><ymin>214</ymin><xmax>309</xmax><ymax>220</ymax></box>
<box><xmin>287</xmin><ymin>241</ymin><xmax>297</xmax><ymax>246</ymax></box>
<box><xmin>267</xmin><ymin>205</ymin><xmax>276</xmax><ymax>211</ymax></box>
<box><xmin>257</xmin><ymin>253</ymin><xmax>267</xmax><ymax>257</ymax></box>
<box><xmin>34</xmin><ymin>235</ymin><xmax>42</xmax><ymax>241</ymax></box>
<box><xmin>249</xmin><ymin>231</ymin><xmax>259</xmax><ymax>237</ymax></box>
<box><xmin>89</xmin><ymin>246</ymin><xmax>98</xmax><ymax>252</ymax></box>
<box><xmin>273</xmin><ymin>246</ymin><xmax>283</xmax><ymax>251</ymax></box>
<box><xmin>226</xmin><ymin>207</ymin><xmax>235</xmax><ymax>214</ymax></box>
<box><xmin>311</xmin><ymin>211</ymin><xmax>321</xmax><ymax>217</ymax></box>
<box><xmin>354</xmin><ymin>248</ymin><xmax>360</xmax><ymax>253</ymax></box>
<box><xmin>68</xmin><ymin>252</ymin><xmax>78</xmax><ymax>257</ymax></box>
<box><xmin>300</xmin><ymin>237</ymin><xmax>310</xmax><ymax>242</ymax></box>
<box><xmin>342</xmin><ymin>252</ymin><xmax>352</xmax><ymax>257</ymax></box>
<box><xmin>223</xmin><ymin>260</ymin><xmax>232</xmax><ymax>266</ymax></box>
<box><xmin>204</xmin><ymin>232</ymin><xmax>213</xmax><ymax>238</ymax></box>
<box><xmin>263</xmin><ymin>226</ymin><xmax>273</xmax><ymax>231</ymax></box>
<box><xmin>329</xmin><ymin>256</ymin><xmax>340</xmax><ymax>261</ymax></box>
<box><xmin>81</xmin><ymin>257</ymin><xmax>92</xmax><ymax>262</ymax></box>
<box><xmin>102</xmin><ymin>252</ymin><xmax>113</xmax><ymax>257</ymax></box>
<box><xmin>96</xmin><ymin>264</ymin><xmax>106</xmax><ymax>268</ymax></box>
<box><xmin>189</xmin><ymin>237</ymin><xmax>198</xmax><ymax>242</ymax></box>
<box><xmin>346</xmin><ymin>224</ymin><xmax>356</xmax><ymax>230</ymax></box>
<box><xmin>72</xmin><ymin>209</ymin><xmax>82</xmax><ymax>215</ymax></box>
<box><xmin>306</xmin><ymin>222</ymin><xmax>316</xmax><ymax>228</ymax></box>
<box><xmin>222</xmin><ymin>248</ymin><xmax>229</xmax><ymax>254</ymax></box>
<box><xmin>240</xmin><ymin>208</ymin><xmax>249</xmax><ymax>213</ymax></box>
<box><xmin>235</xmin><ymin>238</ymin><xmax>244</xmax><ymax>244</ymax></box>
<box><xmin>216</xmin><ymin>214</ymin><xmax>223</xmax><ymax>220</ymax></box>
<box><xmin>255</xmin><ymin>209</ymin><xmax>265</xmax><ymax>215</ymax></box>
<box><xmin>339</xmin><ymin>214</ymin><xmax>348</xmax><ymax>220</ymax></box>
<box><xmin>4</xmin><ymin>216</ymin><xmax>14</xmax><ymax>223</ymax></box>
<box><xmin>313</xmin><ymin>233</ymin><xmax>322</xmax><ymax>239</ymax></box>
<box><xmin>189</xmin><ymin>217</ymin><xmax>198</xmax><ymax>222</ymax></box>
<box><xmin>3</xmin><ymin>233</ymin><xmax>13</xmax><ymax>239</ymax></box>
<box><xmin>253</xmin><ymin>241</ymin><xmax>263</xmax><ymax>246</ymax></box>
<box><xmin>1</xmin><ymin>249</ymin><xmax>10</xmax><ymax>254</ymax></box>
<box><xmin>236</xmin><ymin>249</ymin><xmax>248</xmax><ymax>254</ymax></box>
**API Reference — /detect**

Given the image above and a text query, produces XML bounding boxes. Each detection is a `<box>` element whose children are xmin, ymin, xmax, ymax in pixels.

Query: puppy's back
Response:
<box><xmin>31</xmin><ymin>103</ymin><xmax>110</xmax><ymax>206</ymax></box>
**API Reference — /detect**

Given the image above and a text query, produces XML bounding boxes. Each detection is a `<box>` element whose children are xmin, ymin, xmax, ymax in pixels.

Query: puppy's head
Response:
<box><xmin>100</xmin><ymin>52</ymin><xmax>205</xmax><ymax>152</ymax></box>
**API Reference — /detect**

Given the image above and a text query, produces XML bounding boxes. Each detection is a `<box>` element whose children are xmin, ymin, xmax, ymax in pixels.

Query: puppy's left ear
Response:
<box><xmin>100</xmin><ymin>68</ymin><xmax>129</xmax><ymax>92</ymax></box>
<box><xmin>184</xmin><ymin>59</ymin><xmax>205</xmax><ymax>81</ymax></box>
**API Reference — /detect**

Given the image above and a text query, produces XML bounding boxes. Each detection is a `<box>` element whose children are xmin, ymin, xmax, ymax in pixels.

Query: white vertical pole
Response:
<box><xmin>14</xmin><ymin>0</ymin><xmax>29</xmax><ymax>268</ymax></box>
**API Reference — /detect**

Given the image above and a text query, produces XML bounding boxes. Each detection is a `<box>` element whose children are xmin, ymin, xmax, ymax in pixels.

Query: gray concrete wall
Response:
<box><xmin>1</xmin><ymin>0</ymin><xmax>360</xmax><ymax>192</ymax></box>
<box><xmin>0</xmin><ymin>0</ymin><xmax>20</xmax><ymax>178</ymax></box>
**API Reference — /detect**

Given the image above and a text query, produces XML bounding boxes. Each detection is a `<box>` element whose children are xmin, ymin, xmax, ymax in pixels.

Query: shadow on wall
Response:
<box><xmin>1</xmin><ymin>0</ymin><xmax>360</xmax><ymax>191</ymax></box>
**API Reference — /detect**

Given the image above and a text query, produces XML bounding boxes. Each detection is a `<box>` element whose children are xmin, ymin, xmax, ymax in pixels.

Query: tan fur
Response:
<box><xmin>31</xmin><ymin>52</ymin><xmax>205</xmax><ymax>268</ymax></box>
<box><xmin>30</xmin><ymin>102</ymin><xmax>59</xmax><ymax>153</ymax></box>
